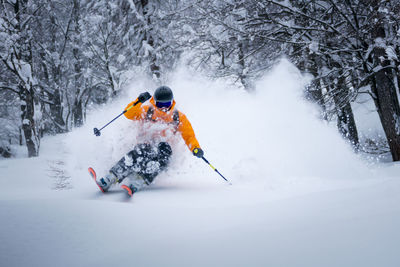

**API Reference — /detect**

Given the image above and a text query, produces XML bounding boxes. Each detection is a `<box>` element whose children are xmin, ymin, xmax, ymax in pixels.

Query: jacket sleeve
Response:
<box><xmin>123</xmin><ymin>99</ymin><xmax>147</xmax><ymax>120</ymax></box>
<box><xmin>177</xmin><ymin>112</ymin><xmax>201</xmax><ymax>151</ymax></box>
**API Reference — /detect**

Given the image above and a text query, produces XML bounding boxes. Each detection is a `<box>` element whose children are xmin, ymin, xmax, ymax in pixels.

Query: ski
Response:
<box><xmin>88</xmin><ymin>167</ymin><xmax>134</xmax><ymax>197</ymax></box>
<box><xmin>88</xmin><ymin>167</ymin><xmax>105</xmax><ymax>193</ymax></box>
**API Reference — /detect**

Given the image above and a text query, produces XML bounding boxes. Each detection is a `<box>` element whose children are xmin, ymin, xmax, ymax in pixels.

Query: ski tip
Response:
<box><xmin>88</xmin><ymin>167</ymin><xmax>96</xmax><ymax>180</ymax></box>
<box><xmin>88</xmin><ymin>167</ymin><xmax>105</xmax><ymax>193</ymax></box>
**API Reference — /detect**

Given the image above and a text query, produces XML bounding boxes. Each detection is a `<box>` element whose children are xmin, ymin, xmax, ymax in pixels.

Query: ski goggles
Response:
<box><xmin>155</xmin><ymin>101</ymin><xmax>172</xmax><ymax>108</ymax></box>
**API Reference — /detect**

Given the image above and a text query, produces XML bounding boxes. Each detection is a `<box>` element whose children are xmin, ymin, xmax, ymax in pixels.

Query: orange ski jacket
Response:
<box><xmin>124</xmin><ymin>97</ymin><xmax>201</xmax><ymax>152</ymax></box>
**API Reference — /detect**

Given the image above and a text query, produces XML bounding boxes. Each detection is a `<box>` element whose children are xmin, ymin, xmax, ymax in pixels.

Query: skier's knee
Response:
<box><xmin>158</xmin><ymin>142</ymin><xmax>172</xmax><ymax>157</ymax></box>
<box><xmin>157</xmin><ymin>142</ymin><xmax>172</xmax><ymax>169</ymax></box>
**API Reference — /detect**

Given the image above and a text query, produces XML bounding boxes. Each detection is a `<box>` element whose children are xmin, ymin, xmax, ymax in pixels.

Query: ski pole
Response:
<box><xmin>93</xmin><ymin>100</ymin><xmax>139</xmax><ymax>136</ymax></box>
<box><xmin>201</xmin><ymin>156</ymin><xmax>231</xmax><ymax>185</ymax></box>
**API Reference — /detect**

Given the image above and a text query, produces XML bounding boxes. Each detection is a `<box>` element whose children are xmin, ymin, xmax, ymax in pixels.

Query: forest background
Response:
<box><xmin>1</xmin><ymin>0</ymin><xmax>400</xmax><ymax>161</ymax></box>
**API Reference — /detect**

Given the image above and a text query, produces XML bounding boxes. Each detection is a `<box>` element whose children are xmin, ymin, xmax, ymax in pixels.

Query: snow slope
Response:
<box><xmin>1</xmin><ymin>60</ymin><xmax>400</xmax><ymax>267</ymax></box>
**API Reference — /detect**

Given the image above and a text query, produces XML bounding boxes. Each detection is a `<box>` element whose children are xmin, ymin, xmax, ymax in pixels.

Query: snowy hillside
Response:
<box><xmin>1</xmin><ymin>61</ymin><xmax>400</xmax><ymax>267</ymax></box>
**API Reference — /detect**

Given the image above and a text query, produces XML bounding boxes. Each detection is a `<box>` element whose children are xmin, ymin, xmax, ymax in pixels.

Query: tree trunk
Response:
<box><xmin>370</xmin><ymin>0</ymin><xmax>400</xmax><ymax>161</ymax></box>
<box><xmin>333</xmin><ymin>75</ymin><xmax>359</xmax><ymax>148</ymax></box>
<box><xmin>238</xmin><ymin>42</ymin><xmax>250</xmax><ymax>90</ymax></box>
<box><xmin>303</xmin><ymin>51</ymin><xmax>328</xmax><ymax>120</ymax></box>
<box><xmin>49</xmin><ymin>88</ymin><xmax>66</xmax><ymax>132</ymax></box>
<box><xmin>138</xmin><ymin>0</ymin><xmax>160</xmax><ymax>78</ymax></box>
<box><xmin>10</xmin><ymin>0</ymin><xmax>40</xmax><ymax>157</ymax></box>
<box><xmin>105</xmin><ymin>45</ymin><xmax>117</xmax><ymax>97</ymax></box>
<box><xmin>371</xmin><ymin>70</ymin><xmax>400</xmax><ymax>161</ymax></box>
<box><xmin>72</xmin><ymin>0</ymin><xmax>84</xmax><ymax>127</ymax></box>
<box><xmin>20</xmin><ymin>87</ymin><xmax>39</xmax><ymax>157</ymax></box>
<box><xmin>148</xmin><ymin>35</ymin><xmax>160</xmax><ymax>78</ymax></box>
<box><xmin>19</xmin><ymin>127</ymin><xmax>23</xmax><ymax>146</ymax></box>
<box><xmin>73</xmin><ymin>98</ymin><xmax>84</xmax><ymax>128</ymax></box>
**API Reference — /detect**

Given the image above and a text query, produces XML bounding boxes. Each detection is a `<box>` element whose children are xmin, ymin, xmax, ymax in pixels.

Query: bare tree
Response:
<box><xmin>0</xmin><ymin>0</ymin><xmax>41</xmax><ymax>157</ymax></box>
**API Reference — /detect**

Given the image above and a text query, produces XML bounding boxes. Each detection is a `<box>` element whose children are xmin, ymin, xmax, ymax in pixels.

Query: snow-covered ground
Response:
<box><xmin>1</xmin><ymin>60</ymin><xmax>400</xmax><ymax>267</ymax></box>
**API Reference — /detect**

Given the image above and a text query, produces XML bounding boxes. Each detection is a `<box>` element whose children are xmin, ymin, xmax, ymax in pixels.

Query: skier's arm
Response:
<box><xmin>177</xmin><ymin>112</ymin><xmax>201</xmax><ymax>153</ymax></box>
<box><xmin>124</xmin><ymin>100</ymin><xmax>144</xmax><ymax>120</ymax></box>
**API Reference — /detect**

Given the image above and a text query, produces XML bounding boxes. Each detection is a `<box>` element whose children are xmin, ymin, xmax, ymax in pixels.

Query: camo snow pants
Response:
<box><xmin>109</xmin><ymin>142</ymin><xmax>172</xmax><ymax>190</ymax></box>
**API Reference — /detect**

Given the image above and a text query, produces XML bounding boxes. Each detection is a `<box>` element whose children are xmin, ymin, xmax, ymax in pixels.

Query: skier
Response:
<box><xmin>94</xmin><ymin>86</ymin><xmax>204</xmax><ymax>196</ymax></box>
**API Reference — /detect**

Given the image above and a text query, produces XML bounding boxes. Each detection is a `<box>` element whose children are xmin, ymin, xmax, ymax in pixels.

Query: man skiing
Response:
<box><xmin>93</xmin><ymin>86</ymin><xmax>204</xmax><ymax>196</ymax></box>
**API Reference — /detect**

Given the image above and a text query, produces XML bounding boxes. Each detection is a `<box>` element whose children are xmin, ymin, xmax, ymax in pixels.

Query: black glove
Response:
<box><xmin>138</xmin><ymin>92</ymin><xmax>151</xmax><ymax>103</ymax></box>
<box><xmin>192</xmin><ymin>148</ymin><xmax>204</xmax><ymax>158</ymax></box>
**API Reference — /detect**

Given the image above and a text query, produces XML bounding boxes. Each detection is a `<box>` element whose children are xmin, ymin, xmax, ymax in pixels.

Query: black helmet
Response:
<box><xmin>154</xmin><ymin>86</ymin><xmax>173</xmax><ymax>108</ymax></box>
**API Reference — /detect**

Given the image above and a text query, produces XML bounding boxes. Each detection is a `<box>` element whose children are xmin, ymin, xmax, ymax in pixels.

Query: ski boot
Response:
<box><xmin>96</xmin><ymin>172</ymin><xmax>118</xmax><ymax>192</ymax></box>
<box><xmin>120</xmin><ymin>173</ymin><xmax>148</xmax><ymax>197</ymax></box>
<box><xmin>121</xmin><ymin>184</ymin><xmax>138</xmax><ymax>197</ymax></box>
